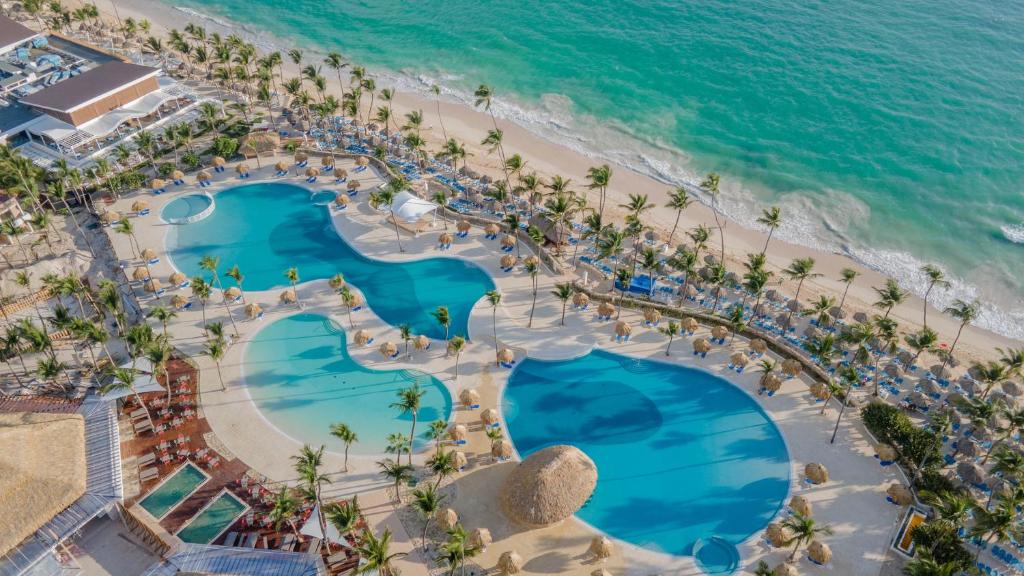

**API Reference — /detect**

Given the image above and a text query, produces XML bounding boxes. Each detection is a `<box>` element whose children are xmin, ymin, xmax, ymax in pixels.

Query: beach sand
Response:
<box><xmin>64</xmin><ymin>0</ymin><xmax>1022</xmax><ymax>366</ymax></box>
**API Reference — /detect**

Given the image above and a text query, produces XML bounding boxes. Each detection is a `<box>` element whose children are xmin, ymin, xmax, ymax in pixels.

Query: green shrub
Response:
<box><xmin>861</xmin><ymin>402</ymin><xmax>941</xmax><ymax>469</ymax></box>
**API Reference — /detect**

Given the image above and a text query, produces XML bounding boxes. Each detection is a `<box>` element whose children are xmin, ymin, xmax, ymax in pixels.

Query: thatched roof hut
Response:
<box><xmin>588</xmin><ymin>536</ymin><xmax>613</xmax><ymax>559</ymax></box>
<box><xmin>681</xmin><ymin>317</ymin><xmax>698</xmax><ymax>332</ymax></box>
<box><xmin>790</xmin><ymin>494</ymin><xmax>812</xmax><ymax>516</ymax></box>
<box><xmin>171</xmin><ymin>294</ymin><xmax>188</xmax><ymax>308</ymax></box>
<box><xmin>132</xmin><ymin>266</ymin><xmax>149</xmax><ymax>281</ymax></box>
<box><xmin>765</xmin><ymin>522</ymin><xmax>792</xmax><ymax>548</ymax></box>
<box><xmin>481</xmin><ymin>408</ymin><xmax>500</xmax><ymax>427</ymax></box>
<box><xmin>413</xmin><ymin>335</ymin><xmax>430</xmax><ymax>350</ymax></box>
<box><xmin>305</xmin><ymin>167</ymin><xmax>320</xmax><ymax>178</ymax></box>
<box><xmin>809</xmin><ymin>381</ymin><xmax>829</xmax><ymax>400</ymax></box>
<box><xmin>150</xmin><ymin>178</ymin><xmax>166</xmax><ymax>191</ymax></box>
<box><xmin>497</xmin><ymin>551</ymin><xmax>523</xmax><ymax>575</ymax></box>
<box><xmin>144</xmin><ymin>279</ymin><xmax>162</xmax><ymax>293</ymax></box>
<box><xmin>730</xmin><ymin>352</ymin><xmax>750</xmax><ymax>368</ymax></box>
<box><xmin>457</xmin><ymin>221</ymin><xmax>472</xmax><ymax>233</ymax></box>
<box><xmin>501</xmin><ymin>445</ymin><xmax>597</xmax><ymax>527</ymax></box>
<box><xmin>805</xmin><ymin>462</ymin><xmax>829</xmax><ymax>484</ymax></box>
<box><xmin>614</xmin><ymin>321</ymin><xmax>632</xmax><ymax>337</ymax></box>
<box><xmin>334</xmin><ymin>194</ymin><xmax>349</xmax><ymax>207</ymax></box>
<box><xmin>597</xmin><ymin>302</ymin><xmax>615</xmax><ymax>318</ymax></box>
<box><xmin>196</xmin><ymin>170</ymin><xmax>211</xmax><ymax>183</ymax></box>
<box><xmin>763</xmin><ymin>373</ymin><xmax>783</xmax><ymax>393</ymax></box>
<box><xmin>279</xmin><ymin>289</ymin><xmax>296</xmax><ymax>304</ymax></box>
<box><xmin>501</xmin><ymin>234</ymin><xmax>517</xmax><ymax>248</ymax></box>
<box><xmin>887</xmin><ymin>483</ymin><xmax>913</xmax><ymax>506</ymax></box>
<box><xmin>437</xmin><ymin>508</ymin><xmax>459</xmax><ymax>531</ymax></box>
<box><xmin>773</xmin><ymin>563</ymin><xmax>798</xmax><ymax>576</ymax></box>
<box><xmin>643</xmin><ymin>308</ymin><xmax>661</xmax><ymax>324</ymax></box>
<box><xmin>0</xmin><ymin>413</ymin><xmax>87</xmax><ymax>556</ymax></box>
<box><xmin>212</xmin><ymin>156</ymin><xmax>226</xmax><ymax>167</ymax></box>
<box><xmin>459</xmin><ymin>389</ymin><xmax>480</xmax><ymax>408</ymax></box>
<box><xmin>469</xmin><ymin>527</ymin><xmax>492</xmax><ymax>550</ymax></box>
<box><xmin>484</xmin><ymin>223</ymin><xmax>501</xmax><ymax>236</ymax></box>
<box><xmin>223</xmin><ymin>286</ymin><xmax>241</xmax><ymax>302</ymax></box>
<box><xmin>449</xmin><ymin>424</ymin><xmax>467</xmax><ymax>442</ymax></box>
<box><xmin>573</xmin><ymin>292</ymin><xmax>590</xmax><ymax>307</ymax></box>
<box><xmin>131</xmin><ymin>200</ymin><xmax>149</xmax><ymax>212</ymax></box>
<box><xmin>500</xmin><ymin>254</ymin><xmax>517</xmax><ymax>269</ymax></box>
<box><xmin>808</xmin><ymin>540</ymin><xmax>832</xmax><ymax>564</ymax></box>
<box><xmin>99</xmin><ymin>211</ymin><xmax>121</xmax><ymax>224</ymax></box>
<box><xmin>710</xmin><ymin>325</ymin><xmax>729</xmax><ymax>340</ymax></box>
<box><xmin>453</xmin><ymin>451</ymin><xmax>468</xmax><ymax>470</ymax></box>
<box><xmin>378</xmin><ymin>341</ymin><xmax>398</xmax><ymax>358</ymax></box>
<box><xmin>492</xmin><ymin>439</ymin><xmax>513</xmax><ymax>459</ymax></box>
<box><xmin>235</xmin><ymin>163</ymin><xmax>250</xmax><ymax>174</ymax></box>
<box><xmin>275</xmin><ymin>161</ymin><xmax>289</xmax><ymax>172</ymax></box>
<box><xmin>782</xmin><ymin>359</ymin><xmax>803</xmax><ymax>377</ymax></box>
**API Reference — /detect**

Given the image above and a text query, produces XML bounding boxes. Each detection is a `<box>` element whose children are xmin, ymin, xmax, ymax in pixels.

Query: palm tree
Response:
<box><xmin>782</xmin><ymin>257</ymin><xmax>820</xmax><ymax>327</ymax></box>
<box><xmin>339</xmin><ymin>286</ymin><xmax>358</xmax><ymax>328</ymax></box>
<box><xmin>920</xmin><ymin>264</ymin><xmax>949</xmax><ymax>328</ymax></box>
<box><xmin>204</xmin><ymin>337</ymin><xmax>227</xmax><ymax>391</ymax></box>
<box><xmin>427</xmin><ymin>449</ymin><xmax>458</xmax><ymax>490</ymax></box>
<box><xmin>324</xmin><ymin>495</ymin><xmax>360</xmax><ymax>541</ymax></box>
<box><xmin>410</xmin><ymin>484</ymin><xmax>445</xmax><ymax>545</ymax></box>
<box><xmin>873</xmin><ymin>279</ymin><xmax>908</xmax><ymax>319</ymax></box>
<box><xmin>200</xmin><ymin>255</ymin><xmax>239</xmax><ymax>338</ymax></box>
<box><xmin>997</xmin><ymin>347</ymin><xmax>1024</xmax><ymax>378</ymax></box>
<box><xmin>113</xmin><ymin>217</ymin><xmax>140</xmax><ymax>258</ymax></box>
<box><xmin>757</xmin><ymin>206</ymin><xmax>782</xmax><ymax>255</ymax></box>
<box><xmin>524</xmin><ymin>259</ymin><xmax>540</xmax><ymax>328</ymax></box>
<box><xmin>432</xmin><ymin>306</ymin><xmax>451</xmax><ymax>341</ymax></box>
<box><xmin>830</xmin><ymin>366</ymin><xmax>860</xmax><ymax>444</ymax></box>
<box><xmin>376</xmin><ymin>459</ymin><xmax>413</xmax><ymax>502</ymax></box>
<box><xmin>781</xmin><ymin>512</ymin><xmax>832</xmax><ymax>561</ymax></box>
<box><xmin>385</xmin><ymin>432</ymin><xmax>411</xmax><ymax>464</ymax></box>
<box><xmin>551</xmin><ymin>283</ymin><xmax>574</xmax><ymax>326</ymax></box>
<box><xmin>329</xmin><ymin>422</ymin><xmax>358</xmax><ymax>472</ymax></box>
<box><xmin>292</xmin><ymin>444</ymin><xmax>330</xmax><ymax>542</ymax></box>
<box><xmin>904</xmin><ymin>328</ymin><xmax>938</xmax><ymax>368</ymax></box>
<box><xmin>902</xmin><ymin>553</ymin><xmax>962</xmax><ymax>576</ymax></box>
<box><xmin>700</xmin><ymin>172</ymin><xmax>726</xmax><ymax>261</ymax></box>
<box><xmin>191</xmin><ymin>277</ymin><xmax>211</xmax><ymax>331</ymax></box>
<box><xmin>146</xmin><ymin>305</ymin><xmax>176</xmax><ymax>338</ymax></box>
<box><xmin>983</xmin><ymin>406</ymin><xmax>1024</xmax><ymax>464</ymax></box>
<box><xmin>369</xmin><ymin>180</ymin><xmax>407</xmax><ymax>253</ymax></box>
<box><xmin>426</xmin><ymin>420</ymin><xmax>448</xmax><ymax>455</ymax></box>
<box><xmin>659</xmin><ymin>321</ymin><xmax>681</xmax><ymax>355</ymax></box>
<box><xmin>439</xmin><ymin>524</ymin><xmax>480</xmax><ymax>576</ymax></box>
<box><xmin>391</xmin><ymin>384</ymin><xmax>426</xmax><ymax>466</ymax></box>
<box><xmin>225</xmin><ymin>265</ymin><xmax>245</xmax><ymax>302</ymax></box>
<box><xmin>485</xmin><ymin>290</ymin><xmax>502</xmax><ymax>363</ymax></box>
<box><xmin>100</xmin><ymin>367</ymin><xmax>154</xmax><ymax>428</ymax></box>
<box><xmin>285</xmin><ymin>267</ymin><xmax>301</xmax><ymax>307</ymax></box>
<box><xmin>806</xmin><ymin>333</ymin><xmax>838</xmax><ymax>370</ymax></box>
<box><xmin>969</xmin><ymin>497</ymin><xmax>1021</xmax><ymax>561</ymax></box>
<box><xmin>447</xmin><ymin>336</ymin><xmax>466</xmax><ymax>378</ymax></box>
<box><xmin>267</xmin><ymin>486</ymin><xmax>301</xmax><ymax>538</ymax></box>
<box><xmin>939</xmin><ymin>299</ymin><xmax>980</xmax><ymax>377</ymax></box>
<box><xmin>585</xmin><ymin>164</ymin><xmax>612</xmax><ymax>220</ymax></box>
<box><xmin>353</xmin><ymin>528</ymin><xmax>406</xmax><ymax>576</ymax></box>
<box><xmin>837</xmin><ymin>268</ymin><xmax>860</xmax><ymax>313</ymax></box>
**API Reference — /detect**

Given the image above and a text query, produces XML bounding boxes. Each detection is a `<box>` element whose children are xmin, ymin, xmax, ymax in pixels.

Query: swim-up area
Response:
<box><xmin>503</xmin><ymin>350</ymin><xmax>790</xmax><ymax>567</ymax></box>
<box><xmin>165</xmin><ymin>182</ymin><xmax>493</xmax><ymax>338</ymax></box>
<box><xmin>243</xmin><ymin>313</ymin><xmax>452</xmax><ymax>454</ymax></box>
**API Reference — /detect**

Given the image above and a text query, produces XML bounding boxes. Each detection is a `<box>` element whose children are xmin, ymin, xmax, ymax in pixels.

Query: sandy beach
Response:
<box><xmin>69</xmin><ymin>0</ymin><xmax>1023</xmax><ymax>365</ymax></box>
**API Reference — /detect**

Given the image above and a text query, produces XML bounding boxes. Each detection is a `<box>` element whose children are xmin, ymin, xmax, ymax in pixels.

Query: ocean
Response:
<box><xmin>166</xmin><ymin>0</ymin><xmax>1024</xmax><ymax>338</ymax></box>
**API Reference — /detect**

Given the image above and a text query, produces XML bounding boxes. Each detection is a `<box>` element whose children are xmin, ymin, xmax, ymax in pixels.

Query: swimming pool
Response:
<box><xmin>503</xmin><ymin>350</ymin><xmax>790</xmax><ymax>569</ymax></box>
<box><xmin>176</xmin><ymin>490</ymin><xmax>248</xmax><ymax>544</ymax></box>
<box><xmin>138</xmin><ymin>462</ymin><xmax>209</xmax><ymax>519</ymax></box>
<box><xmin>161</xmin><ymin>193</ymin><xmax>214</xmax><ymax>224</ymax></box>
<box><xmin>165</xmin><ymin>182</ymin><xmax>493</xmax><ymax>338</ymax></box>
<box><xmin>243</xmin><ymin>313</ymin><xmax>452</xmax><ymax>454</ymax></box>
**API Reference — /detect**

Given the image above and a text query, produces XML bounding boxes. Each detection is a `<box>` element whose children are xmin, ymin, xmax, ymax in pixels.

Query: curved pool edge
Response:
<box><xmin>496</xmin><ymin>346</ymin><xmax>794</xmax><ymax>572</ymax></box>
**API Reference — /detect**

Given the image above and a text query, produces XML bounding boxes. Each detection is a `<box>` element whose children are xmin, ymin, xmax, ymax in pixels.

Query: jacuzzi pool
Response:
<box><xmin>161</xmin><ymin>193</ymin><xmax>215</xmax><ymax>224</ymax></box>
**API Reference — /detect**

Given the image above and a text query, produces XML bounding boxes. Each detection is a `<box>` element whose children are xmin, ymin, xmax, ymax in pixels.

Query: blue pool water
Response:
<box><xmin>166</xmin><ymin>182</ymin><xmax>493</xmax><ymax>338</ymax></box>
<box><xmin>243</xmin><ymin>313</ymin><xmax>452</xmax><ymax>454</ymax></box>
<box><xmin>503</xmin><ymin>350</ymin><xmax>789</xmax><ymax>564</ymax></box>
<box><xmin>176</xmin><ymin>491</ymin><xmax>248</xmax><ymax>544</ymax></box>
<box><xmin>161</xmin><ymin>193</ymin><xmax>213</xmax><ymax>223</ymax></box>
<box><xmin>138</xmin><ymin>462</ymin><xmax>208</xmax><ymax>519</ymax></box>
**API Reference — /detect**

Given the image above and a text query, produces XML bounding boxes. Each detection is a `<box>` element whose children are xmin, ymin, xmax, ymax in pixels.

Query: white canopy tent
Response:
<box><xmin>386</xmin><ymin>191</ymin><xmax>438</xmax><ymax>224</ymax></box>
<box><xmin>101</xmin><ymin>358</ymin><xmax>164</xmax><ymax>399</ymax></box>
<box><xmin>299</xmin><ymin>504</ymin><xmax>352</xmax><ymax>548</ymax></box>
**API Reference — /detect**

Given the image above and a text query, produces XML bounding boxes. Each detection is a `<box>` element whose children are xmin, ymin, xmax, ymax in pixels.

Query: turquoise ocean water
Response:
<box><xmin>169</xmin><ymin>0</ymin><xmax>1024</xmax><ymax>337</ymax></box>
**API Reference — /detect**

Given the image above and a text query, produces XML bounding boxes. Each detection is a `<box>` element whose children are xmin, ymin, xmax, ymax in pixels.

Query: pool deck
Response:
<box><xmin>108</xmin><ymin>156</ymin><xmax>906</xmax><ymax>576</ymax></box>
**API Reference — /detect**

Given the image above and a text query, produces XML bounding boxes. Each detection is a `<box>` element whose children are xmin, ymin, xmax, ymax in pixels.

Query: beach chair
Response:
<box><xmin>138</xmin><ymin>452</ymin><xmax>156</xmax><ymax>466</ymax></box>
<box><xmin>223</xmin><ymin>532</ymin><xmax>239</xmax><ymax>547</ymax></box>
<box><xmin>134</xmin><ymin>420</ymin><xmax>153</xmax><ymax>435</ymax></box>
<box><xmin>243</xmin><ymin>532</ymin><xmax>259</xmax><ymax>548</ymax></box>
<box><xmin>280</xmin><ymin>533</ymin><xmax>296</xmax><ymax>551</ymax></box>
<box><xmin>139</xmin><ymin>466</ymin><xmax>159</xmax><ymax>482</ymax></box>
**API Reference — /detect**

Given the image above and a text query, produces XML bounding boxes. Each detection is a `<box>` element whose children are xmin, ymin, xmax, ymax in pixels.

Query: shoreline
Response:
<box><xmin>63</xmin><ymin>0</ymin><xmax>1022</xmax><ymax>355</ymax></box>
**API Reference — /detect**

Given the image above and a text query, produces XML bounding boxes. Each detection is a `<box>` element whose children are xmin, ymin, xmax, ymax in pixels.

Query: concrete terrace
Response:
<box><xmin>104</xmin><ymin>155</ymin><xmax>908</xmax><ymax>576</ymax></box>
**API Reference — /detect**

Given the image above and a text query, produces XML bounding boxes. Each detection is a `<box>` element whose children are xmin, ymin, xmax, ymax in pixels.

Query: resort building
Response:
<box><xmin>0</xmin><ymin>16</ymin><xmax>203</xmax><ymax>168</ymax></box>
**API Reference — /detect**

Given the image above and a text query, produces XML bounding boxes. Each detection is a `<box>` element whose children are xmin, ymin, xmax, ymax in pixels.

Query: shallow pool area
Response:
<box><xmin>503</xmin><ymin>350</ymin><xmax>790</xmax><ymax>565</ymax></box>
<box><xmin>176</xmin><ymin>490</ymin><xmax>248</xmax><ymax>544</ymax></box>
<box><xmin>138</xmin><ymin>462</ymin><xmax>208</xmax><ymax>519</ymax></box>
<box><xmin>243</xmin><ymin>313</ymin><xmax>452</xmax><ymax>454</ymax></box>
<box><xmin>165</xmin><ymin>181</ymin><xmax>493</xmax><ymax>338</ymax></box>
<box><xmin>161</xmin><ymin>193</ymin><xmax>215</xmax><ymax>224</ymax></box>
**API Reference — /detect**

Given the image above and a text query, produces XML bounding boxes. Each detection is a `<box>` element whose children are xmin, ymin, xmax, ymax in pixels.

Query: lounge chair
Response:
<box><xmin>223</xmin><ymin>532</ymin><xmax>238</xmax><ymax>547</ymax></box>
<box><xmin>138</xmin><ymin>452</ymin><xmax>156</xmax><ymax>466</ymax></box>
<box><xmin>280</xmin><ymin>533</ymin><xmax>296</xmax><ymax>551</ymax></box>
<box><xmin>243</xmin><ymin>532</ymin><xmax>259</xmax><ymax>548</ymax></box>
<box><xmin>139</xmin><ymin>466</ymin><xmax>159</xmax><ymax>482</ymax></box>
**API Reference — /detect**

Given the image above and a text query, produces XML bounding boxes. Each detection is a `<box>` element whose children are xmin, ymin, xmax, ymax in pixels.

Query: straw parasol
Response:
<box><xmin>244</xmin><ymin>303</ymin><xmax>262</xmax><ymax>319</ymax></box>
<box><xmin>501</xmin><ymin>445</ymin><xmax>597</xmax><ymax>527</ymax></box>
<box><xmin>887</xmin><ymin>483</ymin><xmax>913</xmax><ymax>505</ymax></box>
<box><xmin>0</xmin><ymin>412</ymin><xmax>87</xmax><ymax>556</ymax></box>
<box><xmin>730</xmin><ymin>352</ymin><xmax>750</xmax><ymax>368</ymax></box>
<box><xmin>347</xmin><ymin>180</ymin><xmax>361</xmax><ymax>191</ymax></box>
<box><xmin>413</xmin><ymin>335</ymin><xmax>430</xmax><ymax>350</ymax></box>
<box><xmin>357</xmin><ymin>156</ymin><xmax>370</xmax><ymax>166</ymax></box>
<box><xmin>711</xmin><ymin>325</ymin><xmax>729</xmax><ymax>340</ymax></box>
<box><xmin>763</xmin><ymin>373</ymin><xmax>783</xmax><ymax>393</ymax></box>
<box><xmin>100</xmin><ymin>210</ymin><xmax>121</xmax><ymax>224</ymax></box>
<box><xmin>171</xmin><ymin>294</ymin><xmax>188</xmax><ymax>308</ymax></box>
<box><xmin>805</xmin><ymin>463</ymin><xmax>829</xmax><ymax>484</ymax></box>
<box><xmin>196</xmin><ymin>170</ymin><xmax>212</xmax><ymax>183</ymax></box>
<box><xmin>773</xmin><ymin>563</ymin><xmax>798</xmax><ymax>576</ymax></box>
<box><xmin>321</xmin><ymin>155</ymin><xmax>334</xmax><ymax>167</ymax></box>
<box><xmin>573</xmin><ymin>292</ymin><xmax>590</xmax><ymax>308</ymax></box>
<box><xmin>588</xmin><ymin>536</ymin><xmax>613</xmax><ymax>560</ymax></box>
<box><xmin>131</xmin><ymin>200</ymin><xmax>149</xmax><ymax>212</ymax></box>
<box><xmin>305</xmin><ymin>167</ymin><xmax>320</xmax><ymax>178</ymax></box>
<box><xmin>789</xmin><ymin>495</ymin><xmax>812</xmax><ymax>516</ymax></box>
<box><xmin>958</xmin><ymin>439</ymin><xmax>979</xmax><ymax>458</ymax></box>
<box><xmin>144</xmin><ymin>279</ymin><xmax>162</xmax><ymax>293</ymax></box>
<box><xmin>437</xmin><ymin>507</ymin><xmax>459</xmax><ymax>531</ymax></box>
<box><xmin>334</xmin><ymin>194</ymin><xmax>349</xmax><ymax>207</ymax></box>
<box><xmin>209</xmin><ymin>156</ymin><xmax>224</xmax><ymax>168</ymax></box>
<box><xmin>453</xmin><ymin>451</ymin><xmax>468</xmax><ymax>470</ymax></box>
<box><xmin>500</xmin><ymin>254</ymin><xmax>517</xmax><ymax>269</ymax></box>
<box><xmin>591</xmin><ymin>570</ymin><xmax>613</xmax><ymax>576</ymax></box>
<box><xmin>172</xmin><ymin>169</ymin><xmax>185</xmax><ymax>181</ymax></box>
<box><xmin>169</xmin><ymin>272</ymin><xmax>186</xmax><ymax>285</ymax></box>
<box><xmin>492</xmin><ymin>439</ymin><xmax>513</xmax><ymax>459</ymax></box>
<box><xmin>223</xmin><ymin>287</ymin><xmax>241</xmax><ymax>302</ymax></box>
<box><xmin>782</xmin><ymin>359</ymin><xmax>803</xmax><ymax>377</ymax></box>
<box><xmin>614</xmin><ymin>321</ymin><xmax>632</xmax><ymax>338</ymax></box>
<box><xmin>523</xmin><ymin>255</ymin><xmax>540</xmax><ymax>267</ymax></box>
<box><xmin>275</xmin><ymin>161</ymin><xmax>289</xmax><ymax>172</ymax></box>
<box><xmin>481</xmin><ymin>408</ymin><xmax>500</xmax><ymax>427</ymax></box>
<box><xmin>693</xmin><ymin>338</ymin><xmax>712</xmax><ymax>354</ymax></box>
<box><xmin>457</xmin><ymin>221</ymin><xmax>472</xmax><ymax>233</ymax></box>
<box><xmin>497</xmin><ymin>348</ymin><xmax>514</xmax><ymax>365</ymax></box>
<box><xmin>439</xmin><ymin>232</ymin><xmax>453</xmax><ymax>245</ymax></box>
<box><xmin>354</xmin><ymin>329</ymin><xmax>371</xmax><ymax>346</ymax></box>
<box><xmin>765</xmin><ymin>522</ymin><xmax>792</xmax><ymax>548</ymax></box>
<box><xmin>449</xmin><ymin>424</ymin><xmax>468</xmax><ymax>443</ymax></box>
<box><xmin>295</xmin><ymin>152</ymin><xmax>308</xmax><ymax>163</ymax></box>
<box><xmin>132</xmin><ymin>267</ymin><xmax>149</xmax><ymax>281</ymax></box>
<box><xmin>150</xmin><ymin>178</ymin><xmax>166</xmax><ymax>191</ymax></box>
<box><xmin>484</xmin><ymin>223</ymin><xmax>501</xmax><ymax>236</ymax></box>
<box><xmin>379</xmin><ymin>341</ymin><xmax>398</xmax><ymax>358</ymax></box>
<box><xmin>958</xmin><ymin>461</ymin><xmax>984</xmax><ymax>485</ymax></box>
<box><xmin>809</xmin><ymin>382</ymin><xmax>829</xmax><ymax>400</ymax></box>
<box><xmin>459</xmin><ymin>389</ymin><xmax>480</xmax><ymax>408</ymax></box>
<box><xmin>497</xmin><ymin>551</ymin><xmax>523</xmax><ymax>575</ymax></box>
<box><xmin>141</xmin><ymin>248</ymin><xmax>157</xmax><ymax>261</ymax></box>
<box><xmin>597</xmin><ymin>302</ymin><xmax>616</xmax><ymax>318</ymax></box>
<box><xmin>335</xmin><ymin>168</ymin><xmax>348</xmax><ymax>180</ymax></box>
<box><xmin>469</xmin><ymin>527</ymin><xmax>492</xmax><ymax>550</ymax></box>
<box><xmin>808</xmin><ymin>540</ymin><xmax>832</xmax><ymax>564</ymax></box>
<box><xmin>643</xmin><ymin>308</ymin><xmax>661</xmax><ymax>324</ymax></box>
<box><xmin>279</xmin><ymin>289</ymin><xmax>296</xmax><ymax>304</ymax></box>
<box><xmin>501</xmin><ymin>234</ymin><xmax>517</xmax><ymax>248</ymax></box>
<box><xmin>1002</xmin><ymin>380</ymin><xmax>1023</xmax><ymax>397</ymax></box>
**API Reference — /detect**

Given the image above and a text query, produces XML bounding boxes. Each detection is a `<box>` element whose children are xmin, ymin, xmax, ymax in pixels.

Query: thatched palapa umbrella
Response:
<box><xmin>140</xmin><ymin>248</ymin><xmax>157</xmax><ymax>261</ymax></box>
<box><xmin>413</xmin><ymin>335</ymin><xmax>430</xmax><ymax>350</ymax></box>
<box><xmin>763</xmin><ymin>372</ymin><xmax>783</xmax><ymax>393</ymax></box>
<box><xmin>681</xmin><ymin>317</ymin><xmax>698</xmax><ymax>333</ymax></box>
<box><xmin>805</xmin><ymin>462</ymin><xmax>829</xmax><ymax>484</ymax></box>
<box><xmin>790</xmin><ymin>494</ymin><xmax>812</xmax><ymax>516</ymax></box>
<box><xmin>379</xmin><ymin>341</ymin><xmax>398</xmax><ymax>358</ymax></box>
<box><xmin>887</xmin><ymin>483</ymin><xmax>913</xmax><ymax>505</ymax></box>
<box><xmin>765</xmin><ymin>522</ymin><xmax>792</xmax><ymax>547</ymax></box>
<box><xmin>132</xmin><ymin>267</ymin><xmax>149</xmax><ymax>281</ymax></box>
<box><xmin>497</xmin><ymin>348</ymin><xmax>514</xmax><ymax>365</ymax></box>
<box><xmin>481</xmin><ymin>408</ymin><xmax>500</xmax><ymax>427</ymax></box>
<box><xmin>196</xmin><ymin>170</ymin><xmax>212</xmax><ymax>184</ymax></box>
<box><xmin>573</xmin><ymin>292</ymin><xmax>590</xmax><ymax>308</ymax></box>
<box><xmin>693</xmin><ymin>338</ymin><xmax>712</xmax><ymax>355</ymax></box>
<box><xmin>131</xmin><ymin>200</ymin><xmax>149</xmax><ymax>212</ymax></box>
<box><xmin>449</xmin><ymin>424</ymin><xmax>468</xmax><ymax>442</ymax></box>
<box><xmin>279</xmin><ymin>289</ymin><xmax>296</xmax><ymax>304</ymax></box>
<box><xmin>169</xmin><ymin>272</ymin><xmax>186</xmax><ymax>286</ymax></box>
<box><xmin>437</xmin><ymin>507</ymin><xmax>459</xmax><ymax>530</ymax></box>
<box><xmin>171</xmin><ymin>294</ymin><xmax>188</xmax><ymax>309</ymax></box>
<box><xmin>150</xmin><ymin>178</ymin><xmax>166</xmax><ymax>191</ymax></box>
<box><xmin>144</xmin><ymin>279</ymin><xmax>162</xmax><ymax>293</ymax></box>
<box><xmin>501</xmin><ymin>235</ymin><xmax>516</xmax><ymax>249</ymax></box>
<box><xmin>500</xmin><ymin>254</ymin><xmax>517</xmax><ymax>269</ymax></box>
<box><xmin>334</xmin><ymin>194</ymin><xmax>349</xmax><ymax>207</ymax></box>
<box><xmin>295</xmin><ymin>152</ymin><xmax>308</xmax><ymax>164</ymax></box>
<box><xmin>523</xmin><ymin>255</ymin><xmax>540</xmax><ymax>267</ymax></box>
<box><xmin>773</xmin><ymin>563</ymin><xmax>798</xmax><ymax>576</ymax></box>
<box><xmin>808</xmin><ymin>540</ymin><xmax>832</xmax><ymax>564</ymax></box>
<box><xmin>958</xmin><ymin>461</ymin><xmax>984</xmax><ymax>485</ymax></box>
<box><xmin>275</xmin><ymin>161</ymin><xmax>289</xmax><ymax>172</ymax></box>
<box><xmin>335</xmin><ymin>168</ymin><xmax>348</xmax><ymax>180</ymax></box>
<box><xmin>497</xmin><ymin>551</ymin><xmax>523</xmax><ymax>575</ymax></box>
<box><xmin>172</xmin><ymin>169</ymin><xmax>185</xmax><ymax>181</ymax></box>
<box><xmin>438</xmin><ymin>232</ymin><xmax>453</xmax><ymax>246</ymax></box>
<box><xmin>710</xmin><ymin>325</ymin><xmax>729</xmax><ymax>340</ymax></box>
<box><xmin>730</xmin><ymin>352</ymin><xmax>749</xmax><ymax>369</ymax></box>
<box><xmin>305</xmin><ymin>167</ymin><xmax>320</xmax><ymax>178</ymax></box>
<box><xmin>321</xmin><ymin>155</ymin><xmax>334</xmax><ymax>167</ymax></box>
<box><xmin>223</xmin><ymin>287</ymin><xmax>241</xmax><ymax>302</ymax></box>
<box><xmin>357</xmin><ymin>156</ymin><xmax>369</xmax><ymax>166</ymax></box>
<box><xmin>588</xmin><ymin>536</ymin><xmax>613</xmax><ymax>560</ymax></box>
<box><xmin>484</xmin><ymin>223</ymin><xmax>501</xmax><ymax>236</ymax></box>
<box><xmin>353</xmin><ymin>329</ymin><xmax>371</xmax><ymax>346</ymax></box>
<box><xmin>469</xmin><ymin>527</ymin><xmax>492</xmax><ymax>550</ymax></box>
<box><xmin>643</xmin><ymin>308</ymin><xmax>661</xmax><ymax>324</ymax></box>
<box><xmin>782</xmin><ymin>359</ymin><xmax>803</xmax><ymax>377</ymax></box>
<box><xmin>614</xmin><ymin>321</ymin><xmax>632</xmax><ymax>339</ymax></box>
<box><xmin>453</xmin><ymin>451</ymin><xmax>468</xmax><ymax>470</ymax></box>
<box><xmin>347</xmin><ymin>180</ymin><xmax>361</xmax><ymax>192</ymax></box>
<box><xmin>597</xmin><ymin>301</ymin><xmax>615</xmax><ymax>318</ymax></box>
<box><xmin>459</xmin><ymin>389</ymin><xmax>480</xmax><ymax>408</ymax></box>
<box><xmin>500</xmin><ymin>445</ymin><xmax>597</xmax><ymax>527</ymax></box>
<box><xmin>244</xmin><ymin>303</ymin><xmax>262</xmax><ymax>319</ymax></box>
<box><xmin>809</xmin><ymin>381</ymin><xmax>828</xmax><ymax>400</ymax></box>
<box><xmin>492</xmin><ymin>439</ymin><xmax>513</xmax><ymax>460</ymax></box>
<box><xmin>457</xmin><ymin>221</ymin><xmax>472</xmax><ymax>234</ymax></box>
<box><xmin>100</xmin><ymin>211</ymin><xmax>121</xmax><ymax>224</ymax></box>
<box><xmin>212</xmin><ymin>156</ymin><xmax>226</xmax><ymax>168</ymax></box>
